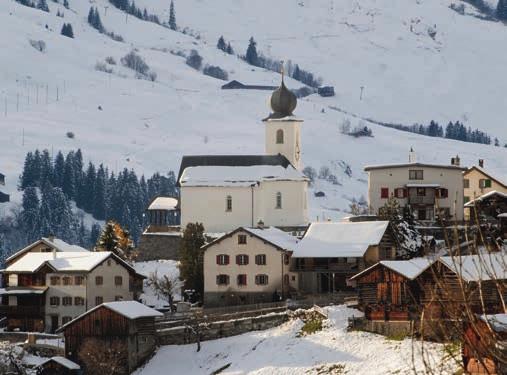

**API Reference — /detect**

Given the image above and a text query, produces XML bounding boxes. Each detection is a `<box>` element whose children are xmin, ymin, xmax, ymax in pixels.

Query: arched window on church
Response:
<box><xmin>276</xmin><ymin>192</ymin><xmax>282</xmax><ymax>209</ymax></box>
<box><xmin>276</xmin><ymin>129</ymin><xmax>284</xmax><ymax>144</ymax></box>
<box><xmin>226</xmin><ymin>195</ymin><xmax>232</xmax><ymax>212</ymax></box>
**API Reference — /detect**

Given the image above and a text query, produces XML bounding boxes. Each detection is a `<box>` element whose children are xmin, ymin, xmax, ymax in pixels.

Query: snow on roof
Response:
<box><xmin>464</xmin><ymin>190</ymin><xmax>507</xmax><ymax>207</ymax></box>
<box><xmin>364</xmin><ymin>162</ymin><xmax>466</xmax><ymax>172</ymax></box>
<box><xmin>243</xmin><ymin>227</ymin><xmax>299</xmax><ymax>250</ymax></box>
<box><xmin>439</xmin><ymin>253</ymin><xmax>507</xmax><ymax>282</ymax></box>
<box><xmin>479</xmin><ymin>314</ymin><xmax>507</xmax><ymax>333</ymax></box>
<box><xmin>102</xmin><ymin>301</ymin><xmax>164</xmax><ymax>319</ymax></box>
<box><xmin>498</xmin><ymin>213</ymin><xmax>507</xmax><ymax>218</ymax></box>
<box><xmin>39</xmin><ymin>356</ymin><xmax>81</xmax><ymax>370</ymax></box>
<box><xmin>5</xmin><ymin>237</ymin><xmax>89</xmax><ymax>263</ymax></box>
<box><xmin>292</xmin><ymin>221</ymin><xmax>390</xmax><ymax>258</ymax></box>
<box><xmin>179</xmin><ymin>165</ymin><xmax>307</xmax><ymax>187</ymax></box>
<box><xmin>0</xmin><ymin>287</ymin><xmax>48</xmax><ymax>295</ymax></box>
<box><xmin>5</xmin><ymin>252</ymin><xmax>112</xmax><ymax>273</ymax></box>
<box><xmin>378</xmin><ymin>258</ymin><xmax>435</xmax><ymax>279</ymax></box>
<box><xmin>148</xmin><ymin>197</ymin><xmax>178</xmax><ymax>210</ymax></box>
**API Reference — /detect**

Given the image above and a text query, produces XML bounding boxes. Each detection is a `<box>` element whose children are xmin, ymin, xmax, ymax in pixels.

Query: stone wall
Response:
<box><xmin>157</xmin><ymin>312</ymin><xmax>289</xmax><ymax>345</ymax></box>
<box><xmin>136</xmin><ymin>233</ymin><xmax>181</xmax><ymax>261</ymax></box>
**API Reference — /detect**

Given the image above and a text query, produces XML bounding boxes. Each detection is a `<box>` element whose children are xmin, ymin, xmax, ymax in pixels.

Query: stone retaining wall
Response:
<box><xmin>136</xmin><ymin>233</ymin><xmax>181</xmax><ymax>261</ymax></box>
<box><xmin>157</xmin><ymin>312</ymin><xmax>289</xmax><ymax>345</ymax></box>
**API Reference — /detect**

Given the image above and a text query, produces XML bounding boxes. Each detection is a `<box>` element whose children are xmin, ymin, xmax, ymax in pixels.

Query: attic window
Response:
<box><xmin>226</xmin><ymin>195</ymin><xmax>232</xmax><ymax>212</ymax></box>
<box><xmin>276</xmin><ymin>129</ymin><xmax>284</xmax><ymax>144</ymax></box>
<box><xmin>238</xmin><ymin>234</ymin><xmax>247</xmax><ymax>245</ymax></box>
<box><xmin>276</xmin><ymin>192</ymin><xmax>282</xmax><ymax>209</ymax></box>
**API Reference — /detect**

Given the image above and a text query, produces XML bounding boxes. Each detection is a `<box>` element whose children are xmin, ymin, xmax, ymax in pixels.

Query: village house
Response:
<box><xmin>136</xmin><ymin>196</ymin><xmax>181</xmax><ymax>261</ymax></box>
<box><xmin>462</xmin><ymin>314</ymin><xmax>507</xmax><ymax>375</ymax></box>
<box><xmin>0</xmin><ymin>171</ymin><xmax>9</xmax><ymax>203</ymax></box>
<box><xmin>364</xmin><ymin>151</ymin><xmax>466</xmax><ymax>222</ymax></box>
<box><xmin>202</xmin><ymin>226</ymin><xmax>299</xmax><ymax>307</ymax></box>
<box><xmin>178</xmin><ymin>75</ymin><xmax>309</xmax><ymax>233</ymax></box>
<box><xmin>464</xmin><ymin>190</ymin><xmax>507</xmax><ymax>222</ymax></box>
<box><xmin>291</xmin><ymin>220</ymin><xmax>398</xmax><ymax>294</ymax></box>
<box><xmin>57</xmin><ymin>301</ymin><xmax>163</xmax><ymax>374</ymax></box>
<box><xmin>463</xmin><ymin>160</ymin><xmax>507</xmax><ymax>204</ymax></box>
<box><xmin>36</xmin><ymin>356</ymin><xmax>81</xmax><ymax>375</ymax></box>
<box><xmin>0</xmin><ymin>250</ymin><xmax>145</xmax><ymax>333</ymax></box>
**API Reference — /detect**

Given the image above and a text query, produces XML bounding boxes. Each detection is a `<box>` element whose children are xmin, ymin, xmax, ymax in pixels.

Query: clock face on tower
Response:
<box><xmin>295</xmin><ymin>140</ymin><xmax>301</xmax><ymax>161</ymax></box>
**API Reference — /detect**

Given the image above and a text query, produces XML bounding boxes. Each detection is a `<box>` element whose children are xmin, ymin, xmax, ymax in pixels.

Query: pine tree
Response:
<box><xmin>39</xmin><ymin>150</ymin><xmax>53</xmax><ymax>188</ymax></box>
<box><xmin>21</xmin><ymin>187</ymin><xmax>40</xmax><ymax>243</ymax></box>
<box><xmin>37</xmin><ymin>0</ymin><xmax>49</xmax><ymax>12</ymax></box>
<box><xmin>245</xmin><ymin>37</ymin><xmax>259</xmax><ymax>66</ymax></box>
<box><xmin>169</xmin><ymin>0</ymin><xmax>177</xmax><ymax>30</ymax></box>
<box><xmin>178</xmin><ymin>222</ymin><xmax>206</xmax><ymax>293</ymax></box>
<box><xmin>497</xmin><ymin>0</ymin><xmax>507</xmax><ymax>20</ymax></box>
<box><xmin>63</xmin><ymin>0</ymin><xmax>69</xmax><ymax>9</ymax></box>
<box><xmin>83</xmin><ymin>162</ymin><xmax>96</xmax><ymax>213</ymax></box>
<box><xmin>96</xmin><ymin>221</ymin><xmax>136</xmax><ymax>262</ymax></box>
<box><xmin>20</xmin><ymin>151</ymin><xmax>36</xmax><ymax>189</ymax></box>
<box><xmin>87</xmin><ymin>6</ymin><xmax>95</xmax><ymax>24</ymax></box>
<box><xmin>52</xmin><ymin>151</ymin><xmax>65</xmax><ymax>188</ymax></box>
<box><xmin>217</xmin><ymin>36</ymin><xmax>226</xmax><ymax>52</ymax></box>
<box><xmin>93</xmin><ymin>164</ymin><xmax>107</xmax><ymax>220</ymax></box>
<box><xmin>226</xmin><ymin>42</ymin><xmax>234</xmax><ymax>55</ymax></box>
<box><xmin>62</xmin><ymin>151</ymin><xmax>75</xmax><ymax>198</ymax></box>
<box><xmin>61</xmin><ymin>23</ymin><xmax>74</xmax><ymax>38</ymax></box>
<box><xmin>89</xmin><ymin>222</ymin><xmax>101</xmax><ymax>249</ymax></box>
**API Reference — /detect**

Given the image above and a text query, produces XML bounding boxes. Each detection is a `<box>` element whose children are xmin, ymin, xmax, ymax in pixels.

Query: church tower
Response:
<box><xmin>263</xmin><ymin>73</ymin><xmax>303</xmax><ymax>170</ymax></box>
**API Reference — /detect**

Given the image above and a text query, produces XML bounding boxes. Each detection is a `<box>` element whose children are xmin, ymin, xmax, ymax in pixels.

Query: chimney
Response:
<box><xmin>451</xmin><ymin>155</ymin><xmax>460</xmax><ymax>166</ymax></box>
<box><xmin>478</xmin><ymin>159</ymin><xmax>484</xmax><ymax>168</ymax></box>
<box><xmin>257</xmin><ymin>220</ymin><xmax>265</xmax><ymax>229</ymax></box>
<box><xmin>52</xmin><ymin>247</ymin><xmax>57</xmax><ymax>260</ymax></box>
<box><xmin>408</xmin><ymin>148</ymin><xmax>417</xmax><ymax>163</ymax></box>
<box><xmin>48</xmin><ymin>234</ymin><xmax>55</xmax><ymax>242</ymax></box>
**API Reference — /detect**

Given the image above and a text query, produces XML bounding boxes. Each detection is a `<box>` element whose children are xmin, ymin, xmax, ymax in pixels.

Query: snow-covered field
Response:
<box><xmin>135</xmin><ymin>305</ymin><xmax>457</xmax><ymax>375</ymax></box>
<box><xmin>134</xmin><ymin>260</ymin><xmax>181</xmax><ymax>308</ymax></box>
<box><xmin>1</xmin><ymin>0</ymin><xmax>507</xmax><ymax>222</ymax></box>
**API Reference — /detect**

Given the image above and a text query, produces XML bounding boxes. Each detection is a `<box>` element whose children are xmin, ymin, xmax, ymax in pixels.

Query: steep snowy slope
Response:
<box><xmin>0</xmin><ymin>0</ymin><xmax>506</xmax><ymax>222</ymax></box>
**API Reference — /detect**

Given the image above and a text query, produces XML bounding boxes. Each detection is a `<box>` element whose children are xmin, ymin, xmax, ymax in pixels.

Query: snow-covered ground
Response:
<box><xmin>133</xmin><ymin>260</ymin><xmax>181</xmax><ymax>308</ymax></box>
<box><xmin>135</xmin><ymin>305</ymin><xmax>457</xmax><ymax>375</ymax></box>
<box><xmin>1</xmin><ymin>0</ymin><xmax>507</xmax><ymax>223</ymax></box>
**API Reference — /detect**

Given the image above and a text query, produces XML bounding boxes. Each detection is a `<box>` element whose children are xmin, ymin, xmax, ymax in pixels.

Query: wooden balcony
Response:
<box><xmin>291</xmin><ymin>262</ymin><xmax>360</xmax><ymax>273</ymax></box>
<box><xmin>0</xmin><ymin>305</ymin><xmax>45</xmax><ymax>319</ymax></box>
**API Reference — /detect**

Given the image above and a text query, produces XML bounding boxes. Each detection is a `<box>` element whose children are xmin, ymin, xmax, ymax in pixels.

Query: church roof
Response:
<box><xmin>177</xmin><ymin>154</ymin><xmax>293</xmax><ymax>186</ymax></box>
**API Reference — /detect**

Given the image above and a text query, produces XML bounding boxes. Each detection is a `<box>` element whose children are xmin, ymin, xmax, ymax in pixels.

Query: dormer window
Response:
<box><xmin>276</xmin><ymin>129</ymin><xmax>284</xmax><ymax>144</ymax></box>
<box><xmin>226</xmin><ymin>195</ymin><xmax>232</xmax><ymax>212</ymax></box>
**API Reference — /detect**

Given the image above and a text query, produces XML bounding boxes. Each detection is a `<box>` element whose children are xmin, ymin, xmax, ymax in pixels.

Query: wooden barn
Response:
<box><xmin>57</xmin><ymin>301</ymin><xmax>163</xmax><ymax>374</ymax></box>
<box><xmin>349</xmin><ymin>258</ymin><xmax>434</xmax><ymax>321</ymax></box>
<box><xmin>462</xmin><ymin>314</ymin><xmax>507</xmax><ymax>375</ymax></box>
<box><xmin>36</xmin><ymin>356</ymin><xmax>81</xmax><ymax>375</ymax></box>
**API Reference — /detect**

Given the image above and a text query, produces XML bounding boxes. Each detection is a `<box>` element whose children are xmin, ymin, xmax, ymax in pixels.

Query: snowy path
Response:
<box><xmin>136</xmin><ymin>305</ymin><xmax>456</xmax><ymax>375</ymax></box>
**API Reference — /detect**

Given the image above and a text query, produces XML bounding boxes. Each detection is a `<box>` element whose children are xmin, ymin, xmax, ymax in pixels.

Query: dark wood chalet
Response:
<box><xmin>57</xmin><ymin>301</ymin><xmax>162</xmax><ymax>374</ymax></box>
<box><xmin>462</xmin><ymin>314</ymin><xmax>507</xmax><ymax>375</ymax></box>
<box><xmin>36</xmin><ymin>356</ymin><xmax>81</xmax><ymax>375</ymax></box>
<box><xmin>465</xmin><ymin>190</ymin><xmax>507</xmax><ymax>222</ymax></box>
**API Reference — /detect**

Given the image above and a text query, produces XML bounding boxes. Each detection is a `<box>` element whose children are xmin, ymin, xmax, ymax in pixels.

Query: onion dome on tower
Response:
<box><xmin>267</xmin><ymin>67</ymin><xmax>297</xmax><ymax>119</ymax></box>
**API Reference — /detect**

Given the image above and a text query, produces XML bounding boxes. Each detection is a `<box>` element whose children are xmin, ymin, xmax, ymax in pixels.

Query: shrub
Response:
<box><xmin>186</xmin><ymin>49</ymin><xmax>202</xmax><ymax>70</ymax></box>
<box><xmin>147</xmin><ymin>71</ymin><xmax>157</xmax><ymax>82</ymax></box>
<box><xmin>95</xmin><ymin>61</ymin><xmax>113</xmax><ymax>74</ymax></box>
<box><xmin>318</xmin><ymin>166</ymin><xmax>331</xmax><ymax>180</ymax></box>
<box><xmin>299</xmin><ymin>319</ymin><xmax>323</xmax><ymax>336</ymax></box>
<box><xmin>106</xmin><ymin>31</ymin><xmax>124</xmax><ymax>42</ymax></box>
<box><xmin>66</xmin><ymin>131</ymin><xmax>75</xmax><ymax>139</ymax></box>
<box><xmin>302</xmin><ymin>166</ymin><xmax>317</xmax><ymax>183</ymax></box>
<box><xmin>121</xmin><ymin>51</ymin><xmax>150</xmax><ymax>75</ymax></box>
<box><xmin>203</xmin><ymin>65</ymin><xmax>228</xmax><ymax>80</ymax></box>
<box><xmin>29</xmin><ymin>39</ymin><xmax>46</xmax><ymax>52</ymax></box>
<box><xmin>105</xmin><ymin>56</ymin><xmax>116</xmax><ymax>65</ymax></box>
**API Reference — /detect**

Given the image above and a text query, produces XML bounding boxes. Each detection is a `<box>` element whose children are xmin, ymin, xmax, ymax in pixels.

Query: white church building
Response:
<box><xmin>177</xmin><ymin>77</ymin><xmax>309</xmax><ymax>233</ymax></box>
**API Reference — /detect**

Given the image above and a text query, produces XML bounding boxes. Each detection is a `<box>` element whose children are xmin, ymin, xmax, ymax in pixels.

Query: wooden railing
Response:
<box><xmin>291</xmin><ymin>263</ymin><xmax>359</xmax><ymax>273</ymax></box>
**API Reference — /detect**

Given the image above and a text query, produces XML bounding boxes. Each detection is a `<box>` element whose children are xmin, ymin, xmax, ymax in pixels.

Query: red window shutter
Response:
<box><xmin>216</xmin><ymin>255</ymin><xmax>220</xmax><ymax>265</ymax></box>
<box><xmin>236</xmin><ymin>255</ymin><xmax>240</xmax><ymax>265</ymax></box>
<box><xmin>225</xmin><ymin>255</ymin><xmax>229</xmax><ymax>265</ymax></box>
<box><xmin>381</xmin><ymin>188</ymin><xmax>389</xmax><ymax>199</ymax></box>
<box><xmin>245</xmin><ymin>255</ymin><xmax>249</xmax><ymax>265</ymax></box>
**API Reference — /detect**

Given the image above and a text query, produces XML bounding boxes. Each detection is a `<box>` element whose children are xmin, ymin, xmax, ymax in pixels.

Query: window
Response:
<box><xmin>50</xmin><ymin>276</ymin><xmax>60</xmax><ymax>286</ymax></box>
<box><xmin>255</xmin><ymin>274</ymin><xmax>269</xmax><ymax>285</ymax></box>
<box><xmin>464</xmin><ymin>196</ymin><xmax>470</xmax><ymax>204</ymax></box>
<box><xmin>115</xmin><ymin>276</ymin><xmax>123</xmax><ymax>286</ymax></box>
<box><xmin>50</xmin><ymin>297</ymin><xmax>60</xmax><ymax>306</ymax></box>
<box><xmin>62</xmin><ymin>297</ymin><xmax>72</xmax><ymax>306</ymax></box>
<box><xmin>255</xmin><ymin>254</ymin><xmax>267</xmax><ymax>265</ymax></box>
<box><xmin>62</xmin><ymin>276</ymin><xmax>72</xmax><ymax>286</ymax></box>
<box><xmin>380</xmin><ymin>188</ymin><xmax>389</xmax><ymax>199</ymax></box>
<box><xmin>236</xmin><ymin>254</ymin><xmax>249</xmax><ymax>265</ymax></box>
<box><xmin>62</xmin><ymin>316</ymin><xmax>72</xmax><ymax>325</ymax></box>
<box><xmin>226</xmin><ymin>195</ymin><xmax>232</xmax><ymax>212</ymax></box>
<box><xmin>238</xmin><ymin>234</ymin><xmax>247</xmax><ymax>245</ymax></box>
<box><xmin>74</xmin><ymin>276</ymin><xmax>84</xmax><ymax>285</ymax></box>
<box><xmin>284</xmin><ymin>274</ymin><xmax>290</xmax><ymax>285</ymax></box>
<box><xmin>438</xmin><ymin>188</ymin><xmax>448</xmax><ymax>198</ymax></box>
<box><xmin>74</xmin><ymin>297</ymin><xmax>84</xmax><ymax>306</ymax></box>
<box><xmin>237</xmin><ymin>274</ymin><xmax>247</xmax><ymax>286</ymax></box>
<box><xmin>291</xmin><ymin>275</ymin><xmax>296</xmax><ymax>281</ymax></box>
<box><xmin>216</xmin><ymin>274</ymin><xmax>230</xmax><ymax>285</ymax></box>
<box><xmin>479</xmin><ymin>179</ymin><xmax>492</xmax><ymax>188</ymax></box>
<box><xmin>216</xmin><ymin>254</ymin><xmax>230</xmax><ymax>265</ymax></box>
<box><xmin>95</xmin><ymin>276</ymin><xmax>103</xmax><ymax>285</ymax></box>
<box><xmin>275</xmin><ymin>192</ymin><xmax>282</xmax><ymax>209</ymax></box>
<box><xmin>463</xmin><ymin>179</ymin><xmax>470</xmax><ymax>188</ymax></box>
<box><xmin>107</xmin><ymin>260</ymin><xmax>112</xmax><ymax>266</ymax></box>
<box><xmin>283</xmin><ymin>253</ymin><xmax>290</xmax><ymax>265</ymax></box>
<box><xmin>409</xmin><ymin>170</ymin><xmax>424</xmax><ymax>180</ymax></box>
<box><xmin>276</xmin><ymin>129</ymin><xmax>284</xmax><ymax>144</ymax></box>
<box><xmin>95</xmin><ymin>296</ymin><xmax>103</xmax><ymax>306</ymax></box>
<box><xmin>394</xmin><ymin>188</ymin><xmax>406</xmax><ymax>199</ymax></box>
<box><xmin>417</xmin><ymin>188</ymin><xmax>426</xmax><ymax>196</ymax></box>
<box><xmin>115</xmin><ymin>296</ymin><xmax>123</xmax><ymax>301</ymax></box>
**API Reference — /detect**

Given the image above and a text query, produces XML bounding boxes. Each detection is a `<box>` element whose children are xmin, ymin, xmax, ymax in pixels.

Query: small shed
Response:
<box><xmin>349</xmin><ymin>258</ymin><xmax>434</xmax><ymax>321</ymax></box>
<box><xmin>57</xmin><ymin>301</ymin><xmax>163</xmax><ymax>374</ymax></box>
<box><xmin>317</xmin><ymin>86</ymin><xmax>335</xmax><ymax>97</ymax></box>
<box><xmin>146</xmin><ymin>196</ymin><xmax>179</xmax><ymax>230</ymax></box>
<box><xmin>462</xmin><ymin>314</ymin><xmax>507</xmax><ymax>375</ymax></box>
<box><xmin>36</xmin><ymin>356</ymin><xmax>81</xmax><ymax>375</ymax></box>
<box><xmin>465</xmin><ymin>190</ymin><xmax>507</xmax><ymax>221</ymax></box>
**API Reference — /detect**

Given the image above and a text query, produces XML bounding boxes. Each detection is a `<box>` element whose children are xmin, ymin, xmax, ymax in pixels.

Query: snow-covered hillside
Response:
<box><xmin>1</xmin><ymin>0</ymin><xmax>506</xmax><ymax>221</ymax></box>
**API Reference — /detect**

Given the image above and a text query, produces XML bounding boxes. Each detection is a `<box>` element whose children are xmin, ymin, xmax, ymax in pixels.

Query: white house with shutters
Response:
<box><xmin>177</xmin><ymin>76</ymin><xmax>309</xmax><ymax>233</ymax></box>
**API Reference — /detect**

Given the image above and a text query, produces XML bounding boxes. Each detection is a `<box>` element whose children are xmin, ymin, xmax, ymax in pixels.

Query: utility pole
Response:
<box><xmin>46</xmin><ymin>84</ymin><xmax>49</xmax><ymax>104</ymax></box>
<box><xmin>104</xmin><ymin>5</ymin><xmax>108</xmax><ymax>16</ymax></box>
<box><xmin>360</xmin><ymin>86</ymin><xmax>364</xmax><ymax>101</ymax></box>
<box><xmin>16</xmin><ymin>93</ymin><xmax>19</xmax><ymax>112</ymax></box>
<box><xmin>4</xmin><ymin>97</ymin><xmax>7</xmax><ymax>117</ymax></box>
<box><xmin>56</xmin><ymin>87</ymin><xmax>59</xmax><ymax>102</ymax></box>
<box><xmin>22</xmin><ymin>128</ymin><xmax>24</xmax><ymax>146</ymax></box>
<box><xmin>36</xmin><ymin>85</ymin><xmax>39</xmax><ymax>104</ymax></box>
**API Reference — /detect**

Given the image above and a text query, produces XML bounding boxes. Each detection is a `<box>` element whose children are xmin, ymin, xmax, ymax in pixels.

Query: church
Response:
<box><xmin>177</xmin><ymin>76</ymin><xmax>309</xmax><ymax>233</ymax></box>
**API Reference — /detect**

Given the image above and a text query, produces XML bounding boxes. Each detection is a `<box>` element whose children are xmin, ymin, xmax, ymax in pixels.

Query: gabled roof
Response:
<box><xmin>202</xmin><ymin>226</ymin><xmax>298</xmax><ymax>251</ymax></box>
<box><xmin>464</xmin><ymin>165</ymin><xmax>507</xmax><ymax>189</ymax></box>
<box><xmin>350</xmin><ymin>257</ymin><xmax>435</xmax><ymax>281</ymax></box>
<box><xmin>464</xmin><ymin>190</ymin><xmax>507</xmax><ymax>207</ymax></box>
<box><xmin>292</xmin><ymin>221</ymin><xmax>390</xmax><ymax>258</ymax></box>
<box><xmin>364</xmin><ymin>162</ymin><xmax>466</xmax><ymax>172</ymax></box>
<box><xmin>38</xmin><ymin>356</ymin><xmax>80</xmax><ymax>370</ymax></box>
<box><xmin>177</xmin><ymin>154</ymin><xmax>293</xmax><ymax>186</ymax></box>
<box><xmin>479</xmin><ymin>314</ymin><xmax>507</xmax><ymax>333</ymax></box>
<box><xmin>148</xmin><ymin>196</ymin><xmax>178</xmax><ymax>210</ymax></box>
<box><xmin>439</xmin><ymin>253</ymin><xmax>507</xmax><ymax>282</ymax></box>
<box><xmin>57</xmin><ymin>301</ymin><xmax>163</xmax><ymax>332</ymax></box>
<box><xmin>0</xmin><ymin>286</ymin><xmax>48</xmax><ymax>295</ymax></box>
<box><xmin>5</xmin><ymin>237</ymin><xmax>89</xmax><ymax>264</ymax></box>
